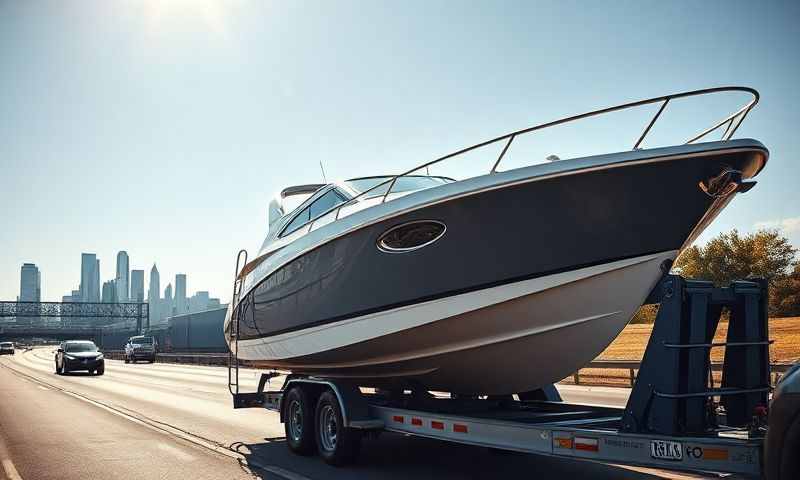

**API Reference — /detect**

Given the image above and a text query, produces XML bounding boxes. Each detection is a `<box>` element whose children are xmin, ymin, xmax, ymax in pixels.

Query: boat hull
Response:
<box><xmin>240</xmin><ymin>251</ymin><xmax>674</xmax><ymax>394</ymax></box>
<box><xmin>228</xmin><ymin>141</ymin><xmax>767</xmax><ymax>394</ymax></box>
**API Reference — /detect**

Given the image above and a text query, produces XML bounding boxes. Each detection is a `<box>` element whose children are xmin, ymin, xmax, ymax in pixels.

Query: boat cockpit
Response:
<box><xmin>267</xmin><ymin>175</ymin><xmax>454</xmax><ymax>239</ymax></box>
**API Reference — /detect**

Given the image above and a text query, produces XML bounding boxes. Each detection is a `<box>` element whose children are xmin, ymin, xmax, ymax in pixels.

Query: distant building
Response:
<box><xmin>116</xmin><ymin>251</ymin><xmax>129</xmax><ymax>302</ymax></box>
<box><xmin>80</xmin><ymin>253</ymin><xmax>100</xmax><ymax>302</ymax></box>
<box><xmin>102</xmin><ymin>280</ymin><xmax>117</xmax><ymax>303</ymax></box>
<box><xmin>130</xmin><ymin>270</ymin><xmax>145</xmax><ymax>302</ymax></box>
<box><xmin>164</xmin><ymin>283</ymin><xmax>174</xmax><ymax>317</ymax></box>
<box><xmin>94</xmin><ymin>259</ymin><xmax>100</xmax><ymax>300</ymax></box>
<box><xmin>188</xmin><ymin>291</ymin><xmax>222</xmax><ymax>313</ymax></box>
<box><xmin>19</xmin><ymin>263</ymin><xmax>41</xmax><ymax>326</ymax></box>
<box><xmin>148</xmin><ymin>264</ymin><xmax>161</xmax><ymax>324</ymax></box>
<box><xmin>19</xmin><ymin>263</ymin><xmax>41</xmax><ymax>302</ymax></box>
<box><xmin>175</xmin><ymin>274</ymin><xmax>187</xmax><ymax>315</ymax></box>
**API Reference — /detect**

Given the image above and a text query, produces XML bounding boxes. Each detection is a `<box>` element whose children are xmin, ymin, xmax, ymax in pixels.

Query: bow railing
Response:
<box><xmin>309</xmin><ymin>86</ymin><xmax>759</xmax><ymax>231</ymax></box>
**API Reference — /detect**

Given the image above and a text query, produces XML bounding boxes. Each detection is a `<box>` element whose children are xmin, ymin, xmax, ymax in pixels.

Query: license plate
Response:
<box><xmin>650</xmin><ymin>440</ymin><xmax>683</xmax><ymax>461</ymax></box>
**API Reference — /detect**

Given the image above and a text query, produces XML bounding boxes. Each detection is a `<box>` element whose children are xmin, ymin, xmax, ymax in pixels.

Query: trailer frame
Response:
<box><xmin>228</xmin><ymin>275</ymin><xmax>800</xmax><ymax>477</ymax></box>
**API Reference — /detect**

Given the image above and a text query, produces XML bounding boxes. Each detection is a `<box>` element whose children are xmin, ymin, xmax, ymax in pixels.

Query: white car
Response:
<box><xmin>124</xmin><ymin>336</ymin><xmax>156</xmax><ymax>363</ymax></box>
<box><xmin>0</xmin><ymin>342</ymin><xmax>14</xmax><ymax>355</ymax></box>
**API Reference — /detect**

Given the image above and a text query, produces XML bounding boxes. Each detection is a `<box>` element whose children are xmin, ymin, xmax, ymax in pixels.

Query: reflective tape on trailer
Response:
<box><xmin>574</xmin><ymin>437</ymin><xmax>599</xmax><ymax>453</ymax></box>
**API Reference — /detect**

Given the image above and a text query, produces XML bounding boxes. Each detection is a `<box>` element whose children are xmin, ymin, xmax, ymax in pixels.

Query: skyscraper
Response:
<box><xmin>164</xmin><ymin>283</ymin><xmax>174</xmax><ymax>317</ymax></box>
<box><xmin>101</xmin><ymin>280</ymin><xmax>117</xmax><ymax>303</ymax></box>
<box><xmin>80</xmin><ymin>253</ymin><xmax>100</xmax><ymax>302</ymax></box>
<box><xmin>148</xmin><ymin>264</ymin><xmax>161</xmax><ymax>324</ymax></box>
<box><xmin>174</xmin><ymin>274</ymin><xmax>187</xmax><ymax>315</ymax></box>
<box><xmin>94</xmin><ymin>258</ymin><xmax>100</xmax><ymax>301</ymax></box>
<box><xmin>116</xmin><ymin>251</ymin><xmax>129</xmax><ymax>302</ymax></box>
<box><xmin>130</xmin><ymin>270</ymin><xmax>144</xmax><ymax>302</ymax></box>
<box><xmin>19</xmin><ymin>263</ymin><xmax>41</xmax><ymax>302</ymax></box>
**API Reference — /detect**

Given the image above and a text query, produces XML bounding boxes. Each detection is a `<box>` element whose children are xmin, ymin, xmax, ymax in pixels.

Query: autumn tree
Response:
<box><xmin>674</xmin><ymin>229</ymin><xmax>798</xmax><ymax>316</ymax></box>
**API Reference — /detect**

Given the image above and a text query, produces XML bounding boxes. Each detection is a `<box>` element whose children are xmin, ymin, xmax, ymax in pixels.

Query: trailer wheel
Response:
<box><xmin>315</xmin><ymin>390</ymin><xmax>361</xmax><ymax>466</ymax></box>
<box><xmin>284</xmin><ymin>386</ymin><xmax>316</xmax><ymax>455</ymax></box>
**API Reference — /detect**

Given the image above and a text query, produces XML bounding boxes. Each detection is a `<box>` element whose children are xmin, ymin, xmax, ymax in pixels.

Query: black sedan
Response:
<box><xmin>55</xmin><ymin>340</ymin><xmax>105</xmax><ymax>375</ymax></box>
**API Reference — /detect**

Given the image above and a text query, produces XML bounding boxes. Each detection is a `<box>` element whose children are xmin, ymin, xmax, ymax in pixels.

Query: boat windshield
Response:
<box><xmin>345</xmin><ymin>176</ymin><xmax>452</xmax><ymax>198</ymax></box>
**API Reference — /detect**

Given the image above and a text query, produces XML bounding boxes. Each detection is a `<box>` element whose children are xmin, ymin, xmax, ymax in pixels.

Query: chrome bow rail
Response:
<box><xmin>309</xmin><ymin>86</ymin><xmax>759</xmax><ymax>230</ymax></box>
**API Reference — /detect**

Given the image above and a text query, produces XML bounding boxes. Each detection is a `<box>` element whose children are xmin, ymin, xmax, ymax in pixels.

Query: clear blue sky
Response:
<box><xmin>1</xmin><ymin>0</ymin><xmax>798</xmax><ymax>302</ymax></box>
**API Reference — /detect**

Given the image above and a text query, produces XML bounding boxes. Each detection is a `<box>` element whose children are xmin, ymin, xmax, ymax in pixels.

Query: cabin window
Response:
<box><xmin>377</xmin><ymin>220</ymin><xmax>446</xmax><ymax>252</ymax></box>
<box><xmin>281</xmin><ymin>189</ymin><xmax>347</xmax><ymax>237</ymax></box>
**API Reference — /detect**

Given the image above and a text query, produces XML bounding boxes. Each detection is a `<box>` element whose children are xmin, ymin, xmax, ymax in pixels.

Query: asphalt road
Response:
<box><xmin>0</xmin><ymin>348</ymin><xmax>708</xmax><ymax>480</ymax></box>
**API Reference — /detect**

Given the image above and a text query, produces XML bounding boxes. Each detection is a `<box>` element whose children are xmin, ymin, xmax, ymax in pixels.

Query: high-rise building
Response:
<box><xmin>101</xmin><ymin>280</ymin><xmax>117</xmax><ymax>303</ymax></box>
<box><xmin>175</xmin><ymin>274</ymin><xmax>187</xmax><ymax>315</ymax></box>
<box><xmin>80</xmin><ymin>253</ymin><xmax>100</xmax><ymax>302</ymax></box>
<box><xmin>130</xmin><ymin>270</ymin><xmax>145</xmax><ymax>302</ymax></box>
<box><xmin>116</xmin><ymin>251</ymin><xmax>129</xmax><ymax>302</ymax></box>
<box><xmin>19</xmin><ymin>263</ymin><xmax>41</xmax><ymax>302</ymax></box>
<box><xmin>164</xmin><ymin>283</ymin><xmax>174</xmax><ymax>317</ymax></box>
<box><xmin>148</xmin><ymin>264</ymin><xmax>161</xmax><ymax>323</ymax></box>
<box><xmin>94</xmin><ymin>259</ymin><xmax>100</xmax><ymax>300</ymax></box>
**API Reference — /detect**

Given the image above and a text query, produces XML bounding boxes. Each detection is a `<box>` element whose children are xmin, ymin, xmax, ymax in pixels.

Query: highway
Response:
<box><xmin>0</xmin><ymin>348</ymin><xmax>710</xmax><ymax>480</ymax></box>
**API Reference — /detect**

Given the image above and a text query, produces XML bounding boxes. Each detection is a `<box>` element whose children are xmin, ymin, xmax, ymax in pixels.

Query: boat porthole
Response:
<box><xmin>377</xmin><ymin>220</ymin><xmax>446</xmax><ymax>253</ymax></box>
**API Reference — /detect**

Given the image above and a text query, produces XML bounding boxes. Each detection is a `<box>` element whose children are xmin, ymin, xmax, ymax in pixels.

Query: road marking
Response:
<box><xmin>2</xmin><ymin>459</ymin><xmax>23</xmax><ymax>480</ymax></box>
<box><xmin>1</xmin><ymin>350</ymin><xmax>311</xmax><ymax>480</ymax></box>
<box><xmin>157</xmin><ymin>442</ymin><xmax>195</xmax><ymax>462</ymax></box>
<box><xmin>256</xmin><ymin>465</ymin><xmax>313</xmax><ymax>480</ymax></box>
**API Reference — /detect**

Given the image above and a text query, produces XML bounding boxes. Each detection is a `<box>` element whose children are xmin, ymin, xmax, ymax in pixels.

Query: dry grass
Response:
<box><xmin>559</xmin><ymin>317</ymin><xmax>800</xmax><ymax>387</ymax></box>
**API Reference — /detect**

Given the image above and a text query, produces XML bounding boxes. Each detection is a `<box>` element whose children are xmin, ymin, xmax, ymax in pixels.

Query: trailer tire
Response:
<box><xmin>315</xmin><ymin>390</ymin><xmax>361</xmax><ymax>466</ymax></box>
<box><xmin>284</xmin><ymin>386</ymin><xmax>316</xmax><ymax>456</ymax></box>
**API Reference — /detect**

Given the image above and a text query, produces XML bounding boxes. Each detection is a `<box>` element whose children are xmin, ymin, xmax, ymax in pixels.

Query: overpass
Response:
<box><xmin>0</xmin><ymin>301</ymin><xmax>149</xmax><ymax>346</ymax></box>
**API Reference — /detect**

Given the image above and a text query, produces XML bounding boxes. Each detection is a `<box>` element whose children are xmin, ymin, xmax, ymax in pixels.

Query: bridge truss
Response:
<box><xmin>0</xmin><ymin>301</ymin><xmax>149</xmax><ymax>333</ymax></box>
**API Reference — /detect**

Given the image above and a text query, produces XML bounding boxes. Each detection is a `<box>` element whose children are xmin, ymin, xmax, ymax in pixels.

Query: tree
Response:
<box><xmin>674</xmin><ymin>229</ymin><xmax>798</xmax><ymax>317</ymax></box>
<box><xmin>770</xmin><ymin>263</ymin><xmax>800</xmax><ymax>317</ymax></box>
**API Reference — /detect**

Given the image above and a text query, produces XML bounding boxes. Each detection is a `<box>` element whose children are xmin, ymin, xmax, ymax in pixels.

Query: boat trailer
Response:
<box><xmin>227</xmin><ymin>274</ymin><xmax>800</xmax><ymax>477</ymax></box>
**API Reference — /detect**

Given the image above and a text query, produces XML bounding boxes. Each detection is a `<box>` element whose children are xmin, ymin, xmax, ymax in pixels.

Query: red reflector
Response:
<box><xmin>574</xmin><ymin>437</ymin><xmax>599</xmax><ymax>452</ymax></box>
<box><xmin>411</xmin><ymin>418</ymin><xmax>422</xmax><ymax>426</ymax></box>
<box><xmin>392</xmin><ymin>415</ymin><xmax>404</xmax><ymax>423</ymax></box>
<box><xmin>453</xmin><ymin>424</ymin><xmax>468</xmax><ymax>433</ymax></box>
<box><xmin>431</xmin><ymin>421</ymin><xmax>444</xmax><ymax>430</ymax></box>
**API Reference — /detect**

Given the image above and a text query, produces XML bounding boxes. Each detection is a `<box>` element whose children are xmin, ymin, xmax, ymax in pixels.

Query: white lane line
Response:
<box><xmin>2</xmin><ymin>458</ymin><xmax>23</xmax><ymax>480</ymax></box>
<box><xmin>156</xmin><ymin>442</ymin><xmax>195</xmax><ymax>462</ymax></box>
<box><xmin>2</xmin><ymin>351</ymin><xmax>311</xmax><ymax>480</ymax></box>
<box><xmin>256</xmin><ymin>465</ymin><xmax>313</xmax><ymax>480</ymax></box>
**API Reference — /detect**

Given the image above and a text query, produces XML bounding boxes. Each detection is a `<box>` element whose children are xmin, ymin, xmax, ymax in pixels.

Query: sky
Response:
<box><xmin>1</xmin><ymin>0</ymin><xmax>798</xmax><ymax>302</ymax></box>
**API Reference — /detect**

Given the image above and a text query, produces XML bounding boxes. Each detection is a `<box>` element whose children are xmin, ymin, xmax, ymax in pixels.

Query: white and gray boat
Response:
<box><xmin>225</xmin><ymin>87</ymin><xmax>768</xmax><ymax>395</ymax></box>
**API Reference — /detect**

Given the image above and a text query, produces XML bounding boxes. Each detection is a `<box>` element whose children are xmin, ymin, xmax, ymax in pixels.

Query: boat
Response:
<box><xmin>225</xmin><ymin>87</ymin><xmax>768</xmax><ymax>395</ymax></box>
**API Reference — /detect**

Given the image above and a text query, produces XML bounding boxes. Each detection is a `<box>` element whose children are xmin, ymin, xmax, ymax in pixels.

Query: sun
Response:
<box><xmin>142</xmin><ymin>0</ymin><xmax>242</xmax><ymax>35</ymax></box>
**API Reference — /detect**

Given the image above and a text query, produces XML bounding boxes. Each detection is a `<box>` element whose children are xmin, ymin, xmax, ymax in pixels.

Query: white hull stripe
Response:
<box><xmin>236</xmin><ymin>251</ymin><xmax>677</xmax><ymax>361</ymax></box>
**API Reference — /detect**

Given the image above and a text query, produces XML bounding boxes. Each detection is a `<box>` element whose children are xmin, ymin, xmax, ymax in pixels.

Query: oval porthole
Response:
<box><xmin>377</xmin><ymin>220</ymin><xmax>446</xmax><ymax>253</ymax></box>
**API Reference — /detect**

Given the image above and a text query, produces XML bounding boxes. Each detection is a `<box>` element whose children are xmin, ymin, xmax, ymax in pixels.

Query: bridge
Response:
<box><xmin>0</xmin><ymin>301</ymin><xmax>149</xmax><ymax>347</ymax></box>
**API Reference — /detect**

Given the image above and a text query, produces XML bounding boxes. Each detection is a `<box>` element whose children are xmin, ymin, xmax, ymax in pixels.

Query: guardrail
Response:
<box><xmin>572</xmin><ymin>360</ymin><xmax>796</xmax><ymax>387</ymax></box>
<box><xmin>102</xmin><ymin>350</ymin><xmax>235</xmax><ymax>367</ymax></box>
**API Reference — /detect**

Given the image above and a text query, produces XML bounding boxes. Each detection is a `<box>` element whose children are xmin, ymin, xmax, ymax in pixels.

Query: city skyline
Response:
<box><xmin>14</xmin><ymin>251</ymin><xmax>221</xmax><ymax>319</ymax></box>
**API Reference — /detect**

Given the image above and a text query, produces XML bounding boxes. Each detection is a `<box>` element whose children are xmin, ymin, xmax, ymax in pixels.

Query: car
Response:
<box><xmin>55</xmin><ymin>340</ymin><xmax>104</xmax><ymax>375</ymax></box>
<box><xmin>124</xmin><ymin>335</ymin><xmax>157</xmax><ymax>363</ymax></box>
<box><xmin>0</xmin><ymin>342</ymin><xmax>14</xmax><ymax>355</ymax></box>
